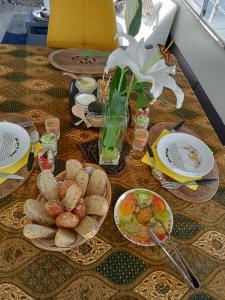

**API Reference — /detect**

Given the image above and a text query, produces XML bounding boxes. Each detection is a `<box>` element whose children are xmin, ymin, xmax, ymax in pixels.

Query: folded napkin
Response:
<box><xmin>0</xmin><ymin>143</ymin><xmax>43</xmax><ymax>185</ymax></box>
<box><xmin>141</xmin><ymin>129</ymin><xmax>201</xmax><ymax>190</ymax></box>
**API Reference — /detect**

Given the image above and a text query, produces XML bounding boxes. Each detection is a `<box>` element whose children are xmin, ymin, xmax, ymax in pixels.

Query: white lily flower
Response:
<box><xmin>105</xmin><ymin>33</ymin><xmax>184</xmax><ymax>108</ymax></box>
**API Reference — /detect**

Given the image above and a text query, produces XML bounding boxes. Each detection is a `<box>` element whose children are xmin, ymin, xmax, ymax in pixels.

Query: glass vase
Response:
<box><xmin>99</xmin><ymin>114</ymin><xmax>128</xmax><ymax>166</ymax></box>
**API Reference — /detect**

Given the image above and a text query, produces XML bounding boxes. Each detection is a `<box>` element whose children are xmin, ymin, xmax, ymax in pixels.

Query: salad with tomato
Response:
<box><xmin>115</xmin><ymin>189</ymin><xmax>173</xmax><ymax>246</ymax></box>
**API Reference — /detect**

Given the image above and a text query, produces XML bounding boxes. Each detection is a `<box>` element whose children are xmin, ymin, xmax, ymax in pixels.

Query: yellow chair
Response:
<box><xmin>47</xmin><ymin>0</ymin><xmax>119</xmax><ymax>51</ymax></box>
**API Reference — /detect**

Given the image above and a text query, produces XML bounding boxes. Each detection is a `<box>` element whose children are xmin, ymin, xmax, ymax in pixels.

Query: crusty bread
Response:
<box><xmin>55</xmin><ymin>228</ymin><xmax>76</xmax><ymax>247</ymax></box>
<box><xmin>62</xmin><ymin>184</ymin><xmax>82</xmax><ymax>211</ymax></box>
<box><xmin>73</xmin><ymin>198</ymin><xmax>86</xmax><ymax>220</ymax></box>
<box><xmin>24</xmin><ymin>199</ymin><xmax>55</xmax><ymax>225</ymax></box>
<box><xmin>58</xmin><ymin>180</ymin><xmax>76</xmax><ymax>199</ymax></box>
<box><xmin>23</xmin><ymin>224</ymin><xmax>57</xmax><ymax>239</ymax></box>
<box><xmin>55</xmin><ymin>212</ymin><xmax>79</xmax><ymax>228</ymax></box>
<box><xmin>37</xmin><ymin>170</ymin><xmax>58</xmax><ymax>200</ymax></box>
<box><xmin>84</xmin><ymin>195</ymin><xmax>109</xmax><ymax>216</ymax></box>
<box><xmin>66</xmin><ymin>159</ymin><xmax>83</xmax><ymax>180</ymax></box>
<box><xmin>76</xmin><ymin>169</ymin><xmax>89</xmax><ymax>195</ymax></box>
<box><xmin>85</xmin><ymin>169</ymin><xmax>107</xmax><ymax>196</ymax></box>
<box><xmin>45</xmin><ymin>201</ymin><xmax>64</xmax><ymax>217</ymax></box>
<box><xmin>74</xmin><ymin>216</ymin><xmax>98</xmax><ymax>240</ymax></box>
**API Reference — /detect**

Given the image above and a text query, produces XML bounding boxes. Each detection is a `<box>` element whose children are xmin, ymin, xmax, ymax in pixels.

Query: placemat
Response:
<box><xmin>148</xmin><ymin>122</ymin><xmax>219</xmax><ymax>202</ymax></box>
<box><xmin>77</xmin><ymin>138</ymin><xmax>131</xmax><ymax>176</ymax></box>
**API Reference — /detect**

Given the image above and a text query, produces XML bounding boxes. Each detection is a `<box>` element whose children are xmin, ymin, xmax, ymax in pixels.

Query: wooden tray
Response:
<box><xmin>48</xmin><ymin>48</ymin><xmax>108</xmax><ymax>75</ymax></box>
<box><xmin>148</xmin><ymin>122</ymin><xmax>219</xmax><ymax>202</ymax></box>
<box><xmin>0</xmin><ymin>113</ymin><xmax>37</xmax><ymax>199</ymax></box>
<box><xmin>30</xmin><ymin>163</ymin><xmax>112</xmax><ymax>252</ymax></box>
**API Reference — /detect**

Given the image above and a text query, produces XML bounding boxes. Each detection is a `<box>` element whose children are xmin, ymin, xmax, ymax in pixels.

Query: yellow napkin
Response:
<box><xmin>141</xmin><ymin>129</ymin><xmax>201</xmax><ymax>190</ymax></box>
<box><xmin>0</xmin><ymin>143</ymin><xmax>43</xmax><ymax>185</ymax></box>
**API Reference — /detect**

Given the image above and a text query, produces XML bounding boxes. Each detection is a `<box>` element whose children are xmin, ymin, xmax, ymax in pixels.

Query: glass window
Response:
<box><xmin>184</xmin><ymin>0</ymin><xmax>225</xmax><ymax>46</ymax></box>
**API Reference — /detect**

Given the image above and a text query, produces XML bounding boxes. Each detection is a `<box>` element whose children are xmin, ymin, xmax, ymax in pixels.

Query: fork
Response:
<box><xmin>162</xmin><ymin>178</ymin><xmax>218</xmax><ymax>189</ymax></box>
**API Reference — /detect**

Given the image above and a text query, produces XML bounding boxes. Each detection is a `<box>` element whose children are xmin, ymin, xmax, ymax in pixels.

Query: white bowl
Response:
<box><xmin>74</xmin><ymin>93</ymin><xmax>96</xmax><ymax>112</ymax></box>
<box><xmin>114</xmin><ymin>188</ymin><xmax>173</xmax><ymax>247</ymax></box>
<box><xmin>75</xmin><ymin>77</ymin><xmax>97</xmax><ymax>94</ymax></box>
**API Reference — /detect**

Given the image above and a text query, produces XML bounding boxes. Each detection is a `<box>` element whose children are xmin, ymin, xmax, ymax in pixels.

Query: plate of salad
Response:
<box><xmin>114</xmin><ymin>189</ymin><xmax>173</xmax><ymax>246</ymax></box>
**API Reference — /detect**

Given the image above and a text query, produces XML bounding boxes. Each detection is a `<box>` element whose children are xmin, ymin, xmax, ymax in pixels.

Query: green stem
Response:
<box><xmin>162</xmin><ymin>40</ymin><xmax>174</xmax><ymax>55</ymax></box>
<box><xmin>125</xmin><ymin>74</ymin><xmax>135</xmax><ymax>104</ymax></box>
<box><xmin>118</xmin><ymin>68</ymin><xmax>126</xmax><ymax>93</ymax></box>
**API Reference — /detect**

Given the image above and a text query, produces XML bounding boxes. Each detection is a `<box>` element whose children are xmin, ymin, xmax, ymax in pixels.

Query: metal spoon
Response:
<box><xmin>27</xmin><ymin>130</ymin><xmax>39</xmax><ymax>171</ymax></box>
<box><xmin>147</xmin><ymin>226</ymin><xmax>201</xmax><ymax>289</ymax></box>
<box><xmin>158</xmin><ymin>220</ymin><xmax>201</xmax><ymax>288</ymax></box>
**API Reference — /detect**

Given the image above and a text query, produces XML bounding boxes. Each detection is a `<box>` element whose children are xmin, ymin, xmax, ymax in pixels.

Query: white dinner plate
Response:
<box><xmin>0</xmin><ymin>122</ymin><xmax>30</xmax><ymax>169</ymax></box>
<box><xmin>157</xmin><ymin>132</ymin><xmax>214</xmax><ymax>177</ymax></box>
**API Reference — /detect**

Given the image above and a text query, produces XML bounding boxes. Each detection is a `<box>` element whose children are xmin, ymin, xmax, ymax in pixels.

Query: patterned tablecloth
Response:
<box><xmin>0</xmin><ymin>44</ymin><xmax>224</xmax><ymax>300</ymax></box>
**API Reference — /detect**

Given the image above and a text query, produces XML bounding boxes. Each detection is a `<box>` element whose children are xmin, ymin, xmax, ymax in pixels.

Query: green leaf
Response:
<box><xmin>79</xmin><ymin>49</ymin><xmax>110</xmax><ymax>57</ymax></box>
<box><xmin>108</xmin><ymin>89</ymin><xmax>127</xmax><ymax>116</ymax></box>
<box><xmin>132</xmin><ymin>82</ymin><xmax>144</xmax><ymax>94</ymax></box>
<box><xmin>137</xmin><ymin>92</ymin><xmax>149</xmax><ymax>109</ymax></box>
<box><xmin>128</xmin><ymin>0</ymin><xmax>142</xmax><ymax>37</ymax></box>
<box><xmin>108</xmin><ymin>67</ymin><xmax>126</xmax><ymax>109</ymax></box>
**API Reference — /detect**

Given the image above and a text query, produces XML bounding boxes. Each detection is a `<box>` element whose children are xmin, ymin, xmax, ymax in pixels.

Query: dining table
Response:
<box><xmin>0</xmin><ymin>43</ymin><xmax>224</xmax><ymax>300</ymax></box>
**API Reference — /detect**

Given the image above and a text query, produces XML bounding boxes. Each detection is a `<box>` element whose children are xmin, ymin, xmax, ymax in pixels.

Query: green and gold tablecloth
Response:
<box><xmin>0</xmin><ymin>44</ymin><xmax>224</xmax><ymax>300</ymax></box>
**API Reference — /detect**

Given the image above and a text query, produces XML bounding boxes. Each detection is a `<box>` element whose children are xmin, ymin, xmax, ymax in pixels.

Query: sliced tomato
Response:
<box><xmin>152</xmin><ymin>195</ymin><xmax>166</xmax><ymax>214</ymax></box>
<box><xmin>119</xmin><ymin>193</ymin><xmax>138</xmax><ymax>217</ymax></box>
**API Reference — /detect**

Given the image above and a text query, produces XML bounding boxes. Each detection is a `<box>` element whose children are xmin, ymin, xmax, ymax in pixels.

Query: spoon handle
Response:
<box><xmin>147</xmin><ymin>228</ymin><xmax>201</xmax><ymax>289</ymax></box>
<box><xmin>167</xmin><ymin>236</ymin><xmax>201</xmax><ymax>289</ymax></box>
<box><xmin>158</xmin><ymin>220</ymin><xmax>201</xmax><ymax>289</ymax></box>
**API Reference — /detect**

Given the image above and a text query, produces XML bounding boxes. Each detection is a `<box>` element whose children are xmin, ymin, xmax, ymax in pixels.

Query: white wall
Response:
<box><xmin>171</xmin><ymin>0</ymin><xmax>225</xmax><ymax>124</ymax></box>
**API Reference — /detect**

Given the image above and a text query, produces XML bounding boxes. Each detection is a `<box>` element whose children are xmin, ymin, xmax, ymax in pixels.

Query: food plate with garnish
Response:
<box><xmin>114</xmin><ymin>189</ymin><xmax>173</xmax><ymax>246</ymax></box>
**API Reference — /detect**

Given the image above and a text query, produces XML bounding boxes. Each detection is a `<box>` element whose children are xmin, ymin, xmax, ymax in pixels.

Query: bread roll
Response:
<box><xmin>73</xmin><ymin>198</ymin><xmax>86</xmax><ymax>220</ymax></box>
<box><xmin>55</xmin><ymin>228</ymin><xmax>76</xmax><ymax>247</ymax></box>
<box><xmin>37</xmin><ymin>170</ymin><xmax>58</xmax><ymax>200</ymax></box>
<box><xmin>74</xmin><ymin>216</ymin><xmax>98</xmax><ymax>240</ymax></box>
<box><xmin>24</xmin><ymin>199</ymin><xmax>55</xmax><ymax>225</ymax></box>
<box><xmin>76</xmin><ymin>169</ymin><xmax>89</xmax><ymax>195</ymax></box>
<box><xmin>85</xmin><ymin>169</ymin><xmax>107</xmax><ymax>196</ymax></box>
<box><xmin>66</xmin><ymin>159</ymin><xmax>83</xmax><ymax>180</ymax></box>
<box><xmin>23</xmin><ymin>224</ymin><xmax>57</xmax><ymax>239</ymax></box>
<box><xmin>84</xmin><ymin>195</ymin><xmax>109</xmax><ymax>216</ymax></box>
<box><xmin>45</xmin><ymin>201</ymin><xmax>64</xmax><ymax>217</ymax></box>
<box><xmin>58</xmin><ymin>180</ymin><xmax>76</xmax><ymax>199</ymax></box>
<box><xmin>62</xmin><ymin>184</ymin><xmax>82</xmax><ymax>211</ymax></box>
<box><xmin>55</xmin><ymin>212</ymin><xmax>79</xmax><ymax>228</ymax></box>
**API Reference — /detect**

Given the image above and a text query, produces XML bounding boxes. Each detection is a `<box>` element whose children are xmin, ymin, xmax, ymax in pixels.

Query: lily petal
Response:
<box><xmin>104</xmin><ymin>32</ymin><xmax>184</xmax><ymax>108</ymax></box>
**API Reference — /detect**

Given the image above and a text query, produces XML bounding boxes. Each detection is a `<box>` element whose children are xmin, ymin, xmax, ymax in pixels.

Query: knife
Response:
<box><xmin>146</xmin><ymin>143</ymin><xmax>164</xmax><ymax>181</ymax></box>
<box><xmin>2</xmin><ymin>120</ymin><xmax>33</xmax><ymax>128</ymax></box>
<box><xmin>0</xmin><ymin>173</ymin><xmax>25</xmax><ymax>180</ymax></box>
<box><xmin>171</xmin><ymin>120</ymin><xmax>186</xmax><ymax>132</ymax></box>
<box><xmin>185</xmin><ymin>178</ymin><xmax>218</xmax><ymax>185</ymax></box>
